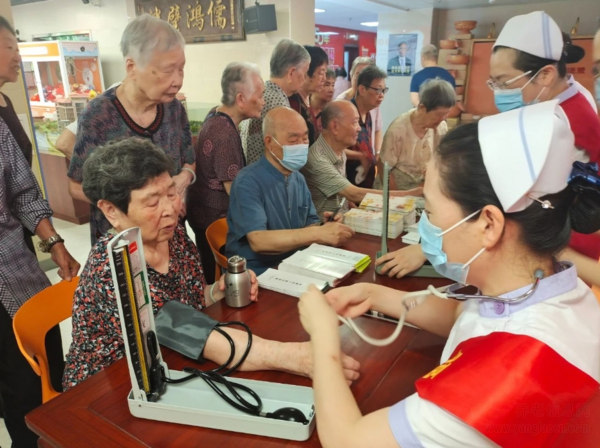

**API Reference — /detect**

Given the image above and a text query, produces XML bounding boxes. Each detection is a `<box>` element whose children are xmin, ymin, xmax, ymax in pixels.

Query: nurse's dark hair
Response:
<box><xmin>0</xmin><ymin>16</ymin><xmax>16</xmax><ymax>36</ymax></box>
<box><xmin>434</xmin><ymin>123</ymin><xmax>600</xmax><ymax>257</ymax></box>
<box><xmin>304</xmin><ymin>45</ymin><xmax>329</xmax><ymax>78</ymax></box>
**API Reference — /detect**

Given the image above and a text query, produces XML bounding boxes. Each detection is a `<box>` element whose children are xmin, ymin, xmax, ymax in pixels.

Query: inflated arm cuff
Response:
<box><xmin>154</xmin><ymin>301</ymin><xmax>219</xmax><ymax>361</ymax></box>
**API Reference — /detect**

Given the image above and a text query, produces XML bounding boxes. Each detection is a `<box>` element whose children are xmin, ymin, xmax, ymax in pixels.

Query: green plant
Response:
<box><xmin>189</xmin><ymin>120</ymin><xmax>203</xmax><ymax>134</ymax></box>
<box><xmin>34</xmin><ymin>120</ymin><xmax>59</xmax><ymax>135</ymax></box>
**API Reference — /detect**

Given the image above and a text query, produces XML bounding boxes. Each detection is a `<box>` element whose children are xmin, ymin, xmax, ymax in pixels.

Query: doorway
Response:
<box><xmin>344</xmin><ymin>45</ymin><xmax>359</xmax><ymax>80</ymax></box>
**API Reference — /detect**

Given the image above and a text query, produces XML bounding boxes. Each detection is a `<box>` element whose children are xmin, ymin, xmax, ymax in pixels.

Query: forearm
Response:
<box><xmin>366</xmin><ymin>283</ymin><xmax>460</xmax><ymax>338</ymax></box>
<box><xmin>344</xmin><ymin>149</ymin><xmax>364</xmax><ymax>161</ymax></box>
<box><xmin>204</xmin><ymin>328</ymin><xmax>308</xmax><ymax>375</ymax></box>
<box><xmin>34</xmin><ymin>217</ymin><xmax>60</xmax><ymax>240</ymax></box>
<box><xmin>374</xmin><ymin>130</ymin><xmax>382</xmax><ymax>155</ymax></box>
<box><xmin>311</xmin><ymin>330</ymin><xmax>363</xmax><ymax>447</ymax></box>
<box><xmin>560</xmin><ymin>248</ymin><xmax>600</xmax><ymax>287</ymax></box>
<box><xmin>68</xmin><ymin>179</ymin><xmax>92</xmax><ymax>204</ymax></box>
<box><xmin>248</xmin><ymin>227</ymin><xmax>320</xmax><ymax>254</ymax></box>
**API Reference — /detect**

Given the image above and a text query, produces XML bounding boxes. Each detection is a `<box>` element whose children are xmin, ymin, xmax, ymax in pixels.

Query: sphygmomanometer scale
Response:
<box><xmin>108</xmin><ymin>228</ymin><xmax>316</xmax><ymax>441</ymax></box>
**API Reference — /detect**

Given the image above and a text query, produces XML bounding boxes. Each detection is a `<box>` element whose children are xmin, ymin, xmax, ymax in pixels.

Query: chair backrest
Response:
<box><xmin>13</xmin><ymin>278</ymin><xmax>79</xmax><ymax>403</ymax></box>
<box><xmin>206</xmin><ymin>218</ymin><xmax>229</xmax><ymax>280</ymax></box>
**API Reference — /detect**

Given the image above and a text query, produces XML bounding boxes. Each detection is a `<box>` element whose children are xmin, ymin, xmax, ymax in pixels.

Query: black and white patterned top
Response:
<box><xmin>0</xmin><ymin>117</ymin><xmax>52</xmax><ymax>317</ymax></box>
<box><xmin>240</xmin><ymin>80</ymin><xmax>289</xmax><ymax>165</ymax></box>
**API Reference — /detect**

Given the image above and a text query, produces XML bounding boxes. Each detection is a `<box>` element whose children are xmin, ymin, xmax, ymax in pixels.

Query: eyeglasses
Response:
<box><xmin>486</xmin><ymin>70</ymin><xmax>532</xmax><ymax>91</ymax></box>
<box><xmin>366</xmin><ymin>86</ymin><xmax>389</xmax><ymax>95</ymax></box>
<box><xmin>593</xmin><ymin>63</ymin><xmax>600</xmax><ymax>79</ymax></box>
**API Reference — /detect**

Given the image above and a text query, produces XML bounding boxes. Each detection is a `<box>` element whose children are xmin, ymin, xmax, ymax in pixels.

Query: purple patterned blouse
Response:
<box><xmin>67</xmin><ymin>86</ymin><xmax>195</xmax><ymax>244</ymax></box>
<box><xmin>187</xmin><ymin>108</ymin><xmax>245</xmax><ymax>231</ymax></box>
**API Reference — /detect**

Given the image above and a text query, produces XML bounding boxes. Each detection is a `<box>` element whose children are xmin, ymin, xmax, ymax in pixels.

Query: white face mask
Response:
<box><xmin>269</xmin><ymin>138</ymin><xmax>309</xmax><ymax>171</ymax></box>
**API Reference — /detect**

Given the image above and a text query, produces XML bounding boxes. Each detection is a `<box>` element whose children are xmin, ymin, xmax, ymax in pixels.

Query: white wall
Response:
<box><xmin>12</xmin><ymin>0</ymin><xmax>130</xmax><ymax>87</ymax></box>
<box><xmin>438</xmin><ymin>0</ymin><xmax>600</xmax><ymax>40</ymax></box>
<box><xmin>182</xmin><ymin>0</ymin><xmax>315</xmax><ymax>105</ymax></box>
<box><xmin>12</xmin><ymin>0</ymin><xmax>315</xmax><ymax>106</ymax></box>
<box><xmin>376</xmin><ymin>8</ymin><xmax>436</xmax><ymax>131</ymax></box>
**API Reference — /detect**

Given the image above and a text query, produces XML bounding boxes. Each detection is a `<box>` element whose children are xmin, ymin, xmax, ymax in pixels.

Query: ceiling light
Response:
<box><xmin>360</xmin><ymin>22</ymin><xmax>379</xmax><ymax>27</ymax></box>
<box><xmin>316</xmin><ymin>31</ymin><xmax>339</xmax><ymax>35</ymax></box>
<box><xmin>315</xmin><ymin>8</ymin><xmax>325</xmax><ymax>13</ymax></box>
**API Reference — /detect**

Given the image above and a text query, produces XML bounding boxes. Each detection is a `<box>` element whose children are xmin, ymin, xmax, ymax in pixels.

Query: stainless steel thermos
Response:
<box><xmin>224</xmin><ymin>256</ymin><xmax>252</xmax><ymax>308</ymax></box>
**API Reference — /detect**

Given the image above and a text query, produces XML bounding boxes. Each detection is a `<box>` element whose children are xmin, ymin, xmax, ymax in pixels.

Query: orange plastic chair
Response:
<box><xmin>13</xmin><ymin>277</ymin><xmax>79</xmax><ymax>403</ymax></box>
<box><xmin>206</xmin><ymin>218</ymin><xmax>229</xmax><ymax>281</ymax></box>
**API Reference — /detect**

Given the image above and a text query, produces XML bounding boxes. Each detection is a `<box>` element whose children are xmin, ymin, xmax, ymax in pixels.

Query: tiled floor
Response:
<box><xmin>0</xmin><ymin>219</ymin><xmax>197</xmax><ymax>446</ymax></box>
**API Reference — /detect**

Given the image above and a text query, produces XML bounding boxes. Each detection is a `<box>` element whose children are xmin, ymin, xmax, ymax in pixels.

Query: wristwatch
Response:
<box><xmin>38</xmin><ymin>234</ymin><xmax>65</xmax><ymax>253</ymax></box>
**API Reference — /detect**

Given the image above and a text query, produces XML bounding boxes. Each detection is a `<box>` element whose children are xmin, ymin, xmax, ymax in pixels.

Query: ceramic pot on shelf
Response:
<box><xmin>454</xmin><ymin>20</ymin><xmax>477</xmax><ymax>33</ymax></box>
<box><xmin>440</xmin><ymin>39</ymin><xmax>459</xmax><ymax>49</ymax></box>
<box><xmin>447</xmin><ymin>54</ymin><xmax>470</xmax><ymax>65</ymax></box>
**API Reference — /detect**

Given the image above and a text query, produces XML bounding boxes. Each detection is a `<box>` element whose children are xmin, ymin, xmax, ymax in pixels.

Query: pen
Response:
<box><xmin>363</xmin><ymin>310</ymin><xmax>400</xmax><ymax>324</ymax></box>
<box><xmin>321</xmin><ymin>198</ymin><xmax>347</xmax><ymax>225</ymax></box>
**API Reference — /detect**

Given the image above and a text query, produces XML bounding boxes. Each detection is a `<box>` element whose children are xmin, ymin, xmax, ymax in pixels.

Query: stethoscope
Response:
<box><xmin>339</xmin><ymin>269</ymin><xmax>544</xmax><ymax>347</ymax></box>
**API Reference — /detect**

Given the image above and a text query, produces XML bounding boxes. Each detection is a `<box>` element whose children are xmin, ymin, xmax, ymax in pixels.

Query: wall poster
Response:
<box><xmin>387</xmin><ymin>33</ymin><xmax>419</xmax><ymax>77</ymax></box>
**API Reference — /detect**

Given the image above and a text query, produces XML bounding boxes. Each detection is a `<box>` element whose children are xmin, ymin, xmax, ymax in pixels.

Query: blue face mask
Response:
<box><xmin>493</xmin><ymin>70</ymin><xmax>544</xmax><ymax>113</ymax></box>
<box><xmin>270</xmin><ymin>138</ymin><xmax>309</xmax><ymax>171</ymax></box>
<box><xmin>418</xmin><ymin>210</ymin><xmax>485</xmax><ymax>285</ymax></box>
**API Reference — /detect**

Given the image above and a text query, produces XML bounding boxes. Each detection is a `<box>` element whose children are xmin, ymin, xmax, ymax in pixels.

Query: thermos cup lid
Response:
<box><xmin>227</xmin><ymin>255</ymin><xmax>247</xmax><ymax>274</ymax></box>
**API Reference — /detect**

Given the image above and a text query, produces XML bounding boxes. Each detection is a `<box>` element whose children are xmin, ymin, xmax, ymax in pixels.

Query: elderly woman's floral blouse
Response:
<box><xmin>63</xmin><ymin>225</ymin><xmax>206</xmax><ymax>390</ymax></box>
<box><xmin>67</xmin><ymin>86</ymin><xmax>195</xmax><ymax>244</ymax></box>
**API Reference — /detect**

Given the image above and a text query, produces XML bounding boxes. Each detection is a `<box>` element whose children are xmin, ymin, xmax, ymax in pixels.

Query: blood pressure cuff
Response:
<box><xmin>154</xmin><ymin>300</ymin><xmax>219</xmax><ymax>361</ymax></box>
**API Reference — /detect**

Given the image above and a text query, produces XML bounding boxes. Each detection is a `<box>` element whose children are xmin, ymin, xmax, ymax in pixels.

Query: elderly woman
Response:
<box><xmin>375</xmin><ymin>78</ymin><xmax>455</xmax><ymax>191</ymax></box>
<box><xmin>288</xmin><ymin>45</ymin><xmax>328</xmax><ymax>145</ymax></box>
<box><xmin>187</xmin><ymin>62</ymin><xmax>265</xmax><ymax>284</ymax></box>
<box><xmin>310</xmin><ymin>68</ymin><xmax>336</xmax><ymax>137</ymax></box>
<box><xmin>67</xmin><ymin>14</ymin><xmax>195</xmax><ymax>244</ymax></box>
<box><xmin>240</xmin><ymin>39</ymin><xmax>310</xmax><ymax>164</ymax></box>
<box><xmin>337</xmin><ymin>57</ymin><xmax>383</xmax><ymax>154</ymax></box>
<box><xmin>63</xmin><ymin>138</ymin><xmax>360</xmax><ymax>390</ymax></box>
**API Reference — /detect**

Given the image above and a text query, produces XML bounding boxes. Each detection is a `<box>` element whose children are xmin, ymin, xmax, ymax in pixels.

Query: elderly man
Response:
<box><xmin>68</xmin><ymin>14</ymin><xmax>195</xmax><ymax>244</ymax></box>
<box><xmin>310</xmin><ymin>68</ymin><xmax>336</xmax><ymax>138</ymax></box>
<box><xmin>187</xmin><ymin>62</ymin><xmax>264</xmax><ymax>283</ymax></box>
<box><xmin>226</xmin><ymin>107</ymin><xmax>354</xmax><ymax>275</ymax></box>
<box><xmin>338</xmin><ymin>57</ymin><xmax>383</xmax><ymax>153</ymax></box>
<box><xmin>0</xmin><ymin>117</ymin><xmax>79</xmax><ymax>447</ymax></box>
<box><xmin>240</xmin><ymin>39</ymin><xmax>310</xmax><ymax>164</ymax></box>
<box><xmin>302</xmin><ymin>100</ymin><xmax>412</xmax><ymax>217</ymax></box>
<box><xmin>410</xmin><ymin>45</ymin><xmax>455</xmax><ymax>106</ymax></box>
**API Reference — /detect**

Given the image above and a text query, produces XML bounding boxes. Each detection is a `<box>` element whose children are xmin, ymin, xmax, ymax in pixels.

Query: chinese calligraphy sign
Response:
<box><xmin>135</xmin><ymin>0</ymin><xmax>245</xmax><ymax>43</ymax></box>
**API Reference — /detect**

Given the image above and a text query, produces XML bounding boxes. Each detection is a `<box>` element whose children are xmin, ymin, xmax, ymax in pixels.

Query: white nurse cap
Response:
<box><xmin>478</xmin><ymin>100</ymin><xmax>574</xmax><ymax>213</ymax></box>
<box><xmin>493</xmin><ymin>11</ymin><xmax>563</xmax><ymax>61</ymax></box>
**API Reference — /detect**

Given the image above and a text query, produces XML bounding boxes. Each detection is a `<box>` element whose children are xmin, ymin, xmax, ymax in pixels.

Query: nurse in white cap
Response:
<box><xmin>490</xmin><ymin>11</ymin><xmax>600</xmax><ymax>164</ymax></box>
<box><xmin>297</xmin><ymin>100</ymin><xmax>600</xmax><ymax>448</ymax></box>
<box><xmin>491</xmin><ymin>11</ymin><xmax>600</xmax><ymax>282</ymax></box>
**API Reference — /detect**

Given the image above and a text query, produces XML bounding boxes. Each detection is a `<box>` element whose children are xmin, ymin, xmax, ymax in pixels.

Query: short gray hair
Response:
<box><xmin>270</xmin><ymin>39</ymin><xmax>310</xmax><ymax>78</ymax></box>
<box><xmin>350</xmin><ymin>57</ymin><xmax>374</xmax><ymax>78</ymax></box>
<box><xmin>83</xmin><ymin>138</ymin><xmax>175</xmax><ymax>214</ymax></box>
<box><xmin>421</xmin><ymin>44</ymin><xmax>438</xmax><ymax>61</ymax></box>
<box><xmin>121</xmin><ymin>14</ymin><xmax>185</xmax><ymax>67</ymax></box>
<box><xmin>419</xmin><ymin>78</ymin><xmax>456</xmax><ymax>112</ymax></box>
<box><xmin>221</xmin><ymin>62</ymin><xmax>261</xmax><ymax>107</ymax></box>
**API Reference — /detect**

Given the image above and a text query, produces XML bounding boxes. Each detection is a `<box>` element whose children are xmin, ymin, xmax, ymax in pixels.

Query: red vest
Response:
<box><xmin>416</xmin><ymin>332</ymin><xmax>599</xmax><ymax>448</ymax></box>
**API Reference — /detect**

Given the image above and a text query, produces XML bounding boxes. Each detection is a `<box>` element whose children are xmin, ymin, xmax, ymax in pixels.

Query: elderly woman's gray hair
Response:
<box><xmin>270</xmin><ymin>39</ymin><xmax>310</xmax><ymax>78</ymax></box>
<box><xmin>221</xmin><ymin>62</ymin><xmax>261</xmax><ymax>107</ymax></box>
<box><xmin>421</xmin><ymin>44</ymin><xmax>438</xmax><ymax>62</ymax></box>
<box><xmin>419</xmin><ymin>78</ymin><xmax>456</xmax><ymax>112</ymax></box>
<box><xmin>121</xmin><ymin>14</ymin><xmax>185</xmax><ymax>67</ymax></box>
<box><xmin>350</xmin><ymin>56</ymin><xmax>374</xmax><ymax>78</ymax></box>
<box><xmin>83</xmin><ymin>138</ymin><xmax>175</xmax><ymax>214</ymax></box>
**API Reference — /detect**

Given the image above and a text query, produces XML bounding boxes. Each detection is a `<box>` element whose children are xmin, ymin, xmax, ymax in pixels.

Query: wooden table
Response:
<box><xmin>27</xmin><ymin>234</ymin><xmax>450</xmax><ymax>447</ymax></box>
<box><xmin>26</xmin><ymin>234</ymin><xmax>600</xmax><ymax>447</ymax></box>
